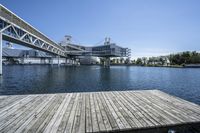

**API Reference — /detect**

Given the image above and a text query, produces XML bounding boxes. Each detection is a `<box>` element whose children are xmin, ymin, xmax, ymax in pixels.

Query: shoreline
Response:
<box><xmin>3</xmin><ymin>63</ymin><xmax>200</xmax><ymax>68</ymax></box>
<box><xmin>107</xmin><ymin>64</ymin><xmax>200</xmax><ymax>68</ymax></box>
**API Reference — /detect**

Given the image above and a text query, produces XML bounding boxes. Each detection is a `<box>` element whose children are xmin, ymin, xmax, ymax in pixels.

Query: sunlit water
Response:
<box><xmin>0</xmin><ymin>65</ymin><xmax>200</xmax><ymax>105</ymax></box>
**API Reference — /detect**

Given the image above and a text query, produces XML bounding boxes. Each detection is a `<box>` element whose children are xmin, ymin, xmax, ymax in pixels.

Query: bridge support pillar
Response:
<box><xmin>50</xmin><ymin>57</ymin><xmax>53</xmax><ymax>66</ymax></box>
<box><xmin>65</xmin><ymin>58</ymin><xmax>68</xmax><ymax>65</ymax></box>
<box><xmin>0</xmin><ymin>33</ymin><xmax>2</xmax><ymax>75</ymax></box>
<box><xmin>72</xmin><ymin>59</ymin><xmax>74</xmax><ymax>65</ymax></box>
<box><xmin>57</xmin><ymin>56</ymin><xmax>60</xmax><ymax>66</ymax></box>
<box><xmin>104</xmin><ymin>57</ymin><xmax>110</xmax><ymax>67</ymax></box>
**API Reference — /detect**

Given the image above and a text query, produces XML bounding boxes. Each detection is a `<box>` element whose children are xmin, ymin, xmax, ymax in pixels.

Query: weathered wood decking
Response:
<box><xmin>0</xmin><ymin>90</ymin><xmax>200</xmax><ymax>133</ymax></box>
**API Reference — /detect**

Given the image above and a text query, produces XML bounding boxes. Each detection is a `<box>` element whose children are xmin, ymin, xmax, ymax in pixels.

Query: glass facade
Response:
<box><xmin>90</xmin><ymin>44</ymin><xmax>130</xmax><ymax>57</ymax></box>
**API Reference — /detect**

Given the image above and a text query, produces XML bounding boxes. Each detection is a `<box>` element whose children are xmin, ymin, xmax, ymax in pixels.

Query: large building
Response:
<box><xmin>59</xmin><ymin>36</ymin><xmax>131</xmax><ymax>66</ymax></box>
<box><xmin>2</xmin><ymin>47</ymin><xmax>78</xmax><ymax>65</ymax></box>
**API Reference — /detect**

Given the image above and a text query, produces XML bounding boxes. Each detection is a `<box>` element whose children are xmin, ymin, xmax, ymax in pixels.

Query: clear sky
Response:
<box><xmin>1</xmin><ymin>0</ymin><xmax>200</xmax><ymax>59</ymax></box>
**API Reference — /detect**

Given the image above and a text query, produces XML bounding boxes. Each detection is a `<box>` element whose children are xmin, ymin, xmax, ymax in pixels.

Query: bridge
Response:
<box><xmin>0</xmin><ymin>4</ymin><xmax>130</xmax><ymax>75</ymax></box>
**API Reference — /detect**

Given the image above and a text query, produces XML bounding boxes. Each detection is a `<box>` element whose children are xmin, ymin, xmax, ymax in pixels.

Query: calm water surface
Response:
<box><xmin>0</xmin><ymin>65</ymin><xmax>200</xmax><ymax>105</ymax></box>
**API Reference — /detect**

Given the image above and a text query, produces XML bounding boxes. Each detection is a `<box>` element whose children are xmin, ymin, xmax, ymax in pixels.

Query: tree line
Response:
<box><xmin>169</xmin><ymin>51</ymin><xmax>200</xmax><ymax>65</ymax></box>
<box><xmin>134</xmin><ymin>51</ymin><xmax>200</xmax><ymax>66</ymax></box>
<box><xmin>108</xmin><ymin>51</ymin><xmax>200</xmax><ymax>66</ymax></box>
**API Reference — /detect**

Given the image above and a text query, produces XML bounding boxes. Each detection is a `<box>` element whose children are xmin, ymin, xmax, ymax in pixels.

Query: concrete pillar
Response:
<box><xmin>76</xmin><ymin>59</ymin><xmax>78</xmax><ymax>65</ymax></box>
<box><xmin>50</xmin><ymin>57</ymin><xmax>53</xmax><ymax>66</ymax></box>
<box><xmin>107</xmin><ymin>57</ymin><xmax>110</xmax><ymax>67</ymax></box>
<box><xmin>69</xmin><ymin>59</ymin><xmax>72</xmax><ymax>65</ymax></box>
<box><xmin>67</xmin><ymin>59</ymin><xmax>70</xmax><ymax>64</ymax></box>
<box><xmin>57</xmin><ymin>56</ymin><xmax>60</xmax><ymax>66</ymax></box>
<box><xmin>65</xmin><ymin>58</ymin><xmax>68</xmax><ymax>65</ymax></box>
<box><xmin>71</xmin><ymin>59</ymin><xmax>73</xmax><ymax>65</ymax></box>
<box><xmin>74</xmin><ymin>59</ymin><xmax>76</xmax><ymax>65</ymax></box>
<box><xmin>0</xmin><ymin>33</ymin><xmax>2</xmax><ymax>75</ymax></box>
<box><xmin>103</xmin><ymin>57</ymin><xmax>110</xmax><ymax>67</ymax></box>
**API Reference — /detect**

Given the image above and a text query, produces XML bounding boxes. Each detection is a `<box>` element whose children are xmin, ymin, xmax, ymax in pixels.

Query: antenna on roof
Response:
<box><xmin>104</xmin><ymin>37</ymin><xmax>111</xmax><ymax>45</ymax></box>
<box><xmin>64</xmin><ymin>35</ymin><xmax>72</xmax><ymax>44</ymax></box>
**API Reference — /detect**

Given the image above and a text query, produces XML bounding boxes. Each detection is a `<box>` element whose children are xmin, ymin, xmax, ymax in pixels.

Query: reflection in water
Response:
<box><xmin>0</xmin><ymin>65</ymin><xmax>200</xmax><ymax>105</ymax></box>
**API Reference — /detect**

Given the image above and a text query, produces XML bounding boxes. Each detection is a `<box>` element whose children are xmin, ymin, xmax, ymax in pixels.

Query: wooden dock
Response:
<box><xmin>0</xmin><ymin>90</ymin><xmax>200</xmax><ymax>133</ymax></box>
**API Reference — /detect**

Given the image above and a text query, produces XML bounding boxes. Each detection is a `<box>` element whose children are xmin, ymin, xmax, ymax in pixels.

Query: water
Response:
<box><xmin>0</xmin><ymin>65</ymin><xmax>200</xmax><ymax>105</ymax></box>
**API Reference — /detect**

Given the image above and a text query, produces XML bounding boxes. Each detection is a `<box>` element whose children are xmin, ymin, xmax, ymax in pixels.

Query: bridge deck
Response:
<box><xmin>0</xmin><ymin>90</ymin><xmax>200</xmax><ymax>133</ymax></box>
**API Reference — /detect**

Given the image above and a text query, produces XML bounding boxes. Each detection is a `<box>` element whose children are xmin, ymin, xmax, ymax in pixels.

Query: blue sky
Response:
<box><xmin>1</xmin><ymin>0</ymin><xmax>200</xmax><ymax>59</ymax></box>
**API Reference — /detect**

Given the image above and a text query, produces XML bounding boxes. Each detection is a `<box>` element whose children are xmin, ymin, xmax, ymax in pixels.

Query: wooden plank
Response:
<box><xmin>0</xmin><ymin>95</ymin><xmax>26</xmax><ymax>109</ymax></box>
<box><xmin>124</xmin><ymin>91</ymin><xmax>173</xmax><ymax>126</ymax></box>
<box><xmin>93</xmin><ymin>92</ymin><xmax>106</xmax><ymax>132</ymax></box>
<box><xmin>111</xmin><ymin>91</ymin><xmax>147</xmax><ymax>128</ymax></box>
<box><xmin>96</xmin><ymin>93</ymin><xmax>112</xmax><ymax>131</ymax></box>
<box><xmin>104</xmin><ymin>92</ymin><xmax>131</xmax><ymax>129</ymax></box>
<box><xmin>109</xmin><ymin>92</ymin><xmax>138</xmax><ymax>128</ymax></box>
<box><xmin>0</xmin><ymin>95</ymin><xmax>34</xmax><ymax>121</ymax></box>
<box><xmin>72</xmin><ymin>93</ymin><xmax>84</xmax><ymax>133</ymax></box>
<box><xmin>90</xmin><ymin>93</ymin><xmax>99</xmax><ymax>132</ymax></box>
<box><xmin>0</xmin><ymin>95</ymin><xmax>41</xmax><ymax>131</ymax></box>
<box><xmin>98</xmin><ymin>92</ymin><xmax>119</xmax><ymax>131</ymax></box>
<box><xmin>117</xmin><ymin>91</ymin><xmax>154</xmax><ymax>128</ymax></box>
<box><xmin>15</xmin><ymin>94</ymin><xmax>55</xmax><ymax>133</ymax></box>
<box><xmin>5</xmin><ymin>95</ymin><xmax>50</xmax><ymax>133</ymax></box>
<box><xmin>129</xmin><ymin>91</ymin><xmax>182</xmax><ymax>125</ymax></box>
<box><xmin>133</xmin><ymin>91</ymin><xmax>191</xmax><ymax>123</ymax></box>
<box><xmin>65</xmin><ymin>93</ymin><xmax>79</xmax><ymax>133</ymax></box>
<box><xmin>0</xmin><ymin>95</ymin><xmax>8</xmax><ymax>101</ymax></box>
<box><xmin>23</xmin><ymin>94</ymin><xmax>61</xmax><ymax>132</ymax></box>
<box><xmin>77</xmin><ymin>93</ymin><xmax>86</xmax><ymax>133</ymax></box>
<box><xmin>0</xmin><ymin>95</ymin><xmax>31</xmax><ymax>116</ymax></box>
<box><xmin>147</xmin><ymin>91</ymin><xmax>200</xmax><ymax>120</ymax></box>
<box><xmin>101</xmin><ymin>92</ymin><xmax>125</xmax><ymax>130</ymax></box>
<box><xmin>35</xmin><ymin>94</ymin><xmax>65</xmax><ymax>132</ymax></box>
<box><xmin>43</xmin><ymin>93</ymin><xmax>72</xmax><ymax>133</ymax></box>
<box><xmin>85</xmin><ymin>93</ymin><xmax>93</xmax><ymax>133</ymax></box>
<box><xmin>136</xmin><ymin>91</ymin><xmax>199</xmax><ymax>123</ymax></box>
<box><xmin>150</xmin><ymin>90</ymin><xmax>200</xmax><ymax>117</ymax></box>
<box><xmin>57</xmin><ymin>93</ymin><xmax>77</xmax><ymax>133</ymax></box>
<box><xmin>152</xmin><ymin>90</ymin><xmax>200</xmax><ymax>110</ymax></box>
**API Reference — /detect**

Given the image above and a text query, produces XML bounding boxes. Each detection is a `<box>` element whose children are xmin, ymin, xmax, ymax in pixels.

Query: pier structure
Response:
<box><xmin>0</xmin><ymin>90</ymin><xmax>199</xmax><ymax>133</ymax></box>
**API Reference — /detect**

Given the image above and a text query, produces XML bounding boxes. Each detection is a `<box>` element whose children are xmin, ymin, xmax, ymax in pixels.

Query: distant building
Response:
<box><xmin>2</xmin><ymin>47</ymin><xmax>77</xmax><ymax>65</ymax></box>
<box><xmin>148</xmin><ymin>56</ymin><xmax>170</xmax><ymax>66</ymax></box>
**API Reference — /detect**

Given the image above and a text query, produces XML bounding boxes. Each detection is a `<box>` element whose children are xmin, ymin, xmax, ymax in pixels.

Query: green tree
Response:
<box><xmin>142</xmin><ymin>57</ymin><xmax>147</xmax><ymax>65</ymax></box>
<box><xmin>136</xmin><ymin>58</ymin><xmax>142</xmax><ymax>65</ymax></box>
<box><xmin>159</xmin><ymin>57</ymin><xmax>165</xmax><ymax>65</ymax></box>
